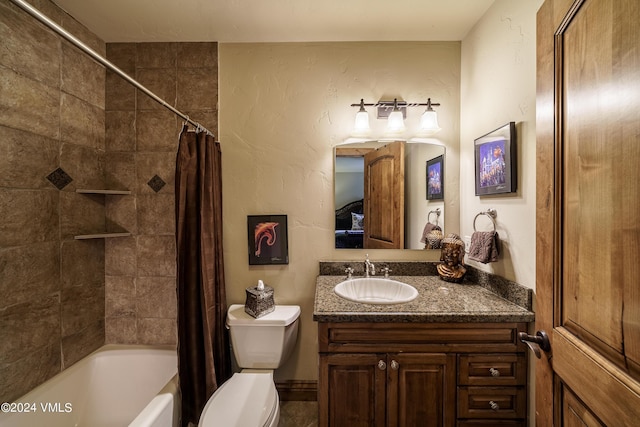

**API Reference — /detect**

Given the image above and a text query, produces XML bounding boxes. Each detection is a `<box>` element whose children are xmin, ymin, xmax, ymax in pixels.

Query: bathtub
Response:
<box><xmin>0</xmin><ymin>344</ymin><xmax>179</xmax><ymax>427</ymax></box>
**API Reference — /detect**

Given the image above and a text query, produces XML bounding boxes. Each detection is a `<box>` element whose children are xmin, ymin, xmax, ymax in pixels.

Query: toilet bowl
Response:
<box><xmin>198</xmin><ymin>304</ymin><xmax>300</xmax><ymax>427</ymax></box>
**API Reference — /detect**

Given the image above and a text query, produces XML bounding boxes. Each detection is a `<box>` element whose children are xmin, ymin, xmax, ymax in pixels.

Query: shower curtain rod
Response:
<box><xmin>10</xmin><ymin>0</ymin><xmax>215</xmax><ymax>138</ymax></box>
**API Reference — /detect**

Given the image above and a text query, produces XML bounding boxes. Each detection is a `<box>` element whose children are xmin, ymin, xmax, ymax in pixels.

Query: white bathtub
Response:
<box><xmin>0</xmin><ymin>344</ymin><xmax>179</xmax><ymax>427</ymax></box>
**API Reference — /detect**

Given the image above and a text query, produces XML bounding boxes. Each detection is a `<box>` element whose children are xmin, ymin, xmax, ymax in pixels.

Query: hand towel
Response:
<box><xmin>468</xmin><ymin>231</ymin><xmax>500</xmax><ymax>263</ymax></box>
<box><xmin>420</xmin><ymin>222</ymin><xmax>442</xmax><ymax>243</ymax></box>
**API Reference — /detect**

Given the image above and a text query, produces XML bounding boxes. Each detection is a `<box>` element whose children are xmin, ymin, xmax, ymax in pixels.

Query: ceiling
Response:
<box><xmin>52</xmin><ymin>0</ymin><xmax>495</xmax><ymax>43</ymax></box>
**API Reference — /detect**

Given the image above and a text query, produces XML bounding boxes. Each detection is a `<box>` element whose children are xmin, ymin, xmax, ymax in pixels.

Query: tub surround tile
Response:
<box><xmin>176</xmin><ymin>67</ymin><xmax>218</xmax><ymax>111</ymax></box>
<box><xmin>135</xmin><ymin>68</ymin><xmax>176</xmax><ymax>111</ymax></box>
<box><xmin>0</xmin><ymin>189</ymin><xmax>59</xmax><ymax>247</ymax></box>
<box><xmin>106</xmin><ymin>276</ymin><xmax>136</xmax><ymax>317</ymax></box>
<box><xmin>59</xmin><ymin>191</ymin><xmax>106</xmax><ymax>239</ymax></box>
<box><xmin>106</xmin><ymin>43</ymin><xmax>136</xmax><ymax>74</ymax></box>
<box><xmin>61</xmin><ymin>239</ymin><xmax>105</xmax><ymax>289</ymax></box>
<box><xmin>105</xmin><ymin>237</ymin><xmax>137</xmax><ymax>276</ymax></box>
<box><xmin>136</xmin><ymin>235</ymin><xmax>176</xmax><ymax>277</ymax></box>
<box><xmin>137</xmin><ymin>194</ymin><xmax>174</xmax><ymax>235</ymax></box>
<box><xmin>61</xmin><ymin>43</ymin><xmax>105</xmax><ymax>109</ymax></box>
<box><xmin>105</xmin><ymin>111</ymin><xmax>136</xmax><ymax>152</ymax></box>
<box><xmin>61</xmin><ymin>284</ymin><xmax>105</xmax><ymax>338</ymax></box>
<box><xmin>136</xmin><ymin>109</ymin><xmax>178</xmax><ymax>152</ymax></box>
<box><xmin>136</xmin><ymin>42</ymin><xmax>177</xmax><ymax>69</ymax></box>
<box><xmin>59</xmin><ymin>142</ymin><xmax>105</xmax><ymax>189</ymax></box>
<box><xmin>105</xmin><ymin>195</ymin><xmax>137</xmax><ymax>234</ymax></box>
<box><xmin>0</xmin><ymin>294</ymin><xmax>61</xmax><ymax>364</ymax></box>
<box><xmin>0</xmin><ymin>343</ymin><xmax>61</xmax><ymax>404</ymax></box>
<box><xmin>137</xmin><ymin>318</ymin><xmax>177</xmax><ymax>346</ymax></box>
<box><xmin>105</xmin><ymin>315</ymin><xmax>137</xmax><ymax>344</ymax></box>
<box><xmin>60</xmin><ymin>93</ymin><xmax>106</xmax><ymax>149</ymax></box>
<box><xmin>104</xmin><ymin>151</ymin><xmax>136</xmax><ymax>190</ymax></box>
<box><xmin>136</xmin><ymin>152</ymin><xmax>175</xmax><ymax>194</ymax></box>
<box><xmin>46</xmin><ymin>167</ymin><xmax>73</xmax><ymax>190</ymax></box>
<box><xmin>0</xmin><ymin>67</ymin><xmax>60</xmax><ymax>139</ymax></box>
<box><xmin>0</xmin><ymin>124</ymin><xmax>60</xmax><ymax>189</ymax></box>
<box><xmin>61</xmin><ymin>319</ymin><xmax>105</xmax><ymax>368</ymax></box>
<box><xmin>106</xmin><ymin>70</ymin><xmax>136</xmax><ymax>111</ymax></box>
<box><xmin>136</xmin><ymin>276</ymin><xmax>177</xmax><ymax>318</ymax></box>
<box><xmin>0</xmin><ymin>242</ymin><xmax>60</xmax><ymax>308</ymax></box>
<box><xmin>177</xmin><ymin>42</ymin><xmax>218</xmax><ymax>68</ymax></box>
<box><xmin>0</xmin><ymin>0</ymin><xmax>61</xmax><ymax>88</ymax></box>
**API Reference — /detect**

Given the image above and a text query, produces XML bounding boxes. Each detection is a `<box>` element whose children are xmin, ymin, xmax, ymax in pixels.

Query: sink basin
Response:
<box><xmin>334</xmin><ymin>278</ymin><xmax>418</xmax><ymax>304</ymax></box>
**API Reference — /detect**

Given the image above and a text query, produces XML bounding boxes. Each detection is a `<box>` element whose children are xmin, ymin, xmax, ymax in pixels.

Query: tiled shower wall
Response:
<box><xmin>0</xmin><ymin>0</ymin><xmax>106</xmax><ymax>402</ymax></box>
<box><xmin>103</xmin><ymin>42</ymin><xmax>218</xmax><ymax>344</ymax></box>
<box><xmin>0</xmin><ymin>0</ymin><xmax>218</xmax><ymax>402</ymax></box>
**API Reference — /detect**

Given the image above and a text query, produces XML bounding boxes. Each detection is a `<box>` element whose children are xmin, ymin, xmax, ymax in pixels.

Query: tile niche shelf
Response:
<box><xmin>73</xmin><ymin>188</ymin><xmax>132</xmax><ymax>240</ymax></box>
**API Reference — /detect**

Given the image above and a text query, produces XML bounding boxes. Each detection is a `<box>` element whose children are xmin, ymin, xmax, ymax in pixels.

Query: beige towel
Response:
<box><xmin>468</xmin><ymin>231</ymin><xmax>499</xmax><ymax>263</ymax></box>
<box><xmin>420</xmin><ymin>222</ymin><xmax>442</xmax><ymax>243</ymax></box>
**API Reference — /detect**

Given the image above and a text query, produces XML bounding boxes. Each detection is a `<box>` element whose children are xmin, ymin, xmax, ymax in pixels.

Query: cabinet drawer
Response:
<box><xmin>458</xmin><ymin>387</ymin><xmax>526</xmax><ymax>419</ymax></box>
<box><xmin>458</xmin><ymin>354</ymin><xmax>526</xmax><ymax>386</ymax></box>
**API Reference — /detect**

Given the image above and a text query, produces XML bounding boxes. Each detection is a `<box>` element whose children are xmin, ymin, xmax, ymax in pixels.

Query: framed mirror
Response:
<box><xmin>334</xmin><ymin>140</ymin><xmax>446</xmax><ymax>250</ymax></box>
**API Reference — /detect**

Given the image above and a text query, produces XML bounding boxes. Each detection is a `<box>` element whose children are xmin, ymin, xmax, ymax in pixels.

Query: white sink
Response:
<box><xmin>334</xmin><ymin>278</ymin><xmax>418</xmax><ymax>304</ymax></box>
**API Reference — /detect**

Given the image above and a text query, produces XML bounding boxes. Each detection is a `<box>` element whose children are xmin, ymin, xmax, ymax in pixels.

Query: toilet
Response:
<box><xmin>198</xmin><ymin>304</ymin><xmax>301</xmax><ymax>427</ymax></box>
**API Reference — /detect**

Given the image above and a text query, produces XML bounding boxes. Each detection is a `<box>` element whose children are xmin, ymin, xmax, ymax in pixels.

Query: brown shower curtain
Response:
<box><xmin>175</xmin><ymin>125</ymin><xmax>231</xmax><ymax>426</ymax></box>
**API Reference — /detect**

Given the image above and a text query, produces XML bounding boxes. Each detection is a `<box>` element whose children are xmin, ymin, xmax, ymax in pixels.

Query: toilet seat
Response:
<box><xmin>199</xmin><ymin>370</ymin><xmax>279</xmax><ymax>427</ymax></box>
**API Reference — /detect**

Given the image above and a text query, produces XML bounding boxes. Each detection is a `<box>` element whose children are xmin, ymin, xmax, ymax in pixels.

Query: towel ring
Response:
<box><xmin>428</xmin><ymin>208</ymin><xmax>441</xmax><ymax>224</ymax></box>
<box><xmin>473</xmin><ymin>209</ymin><xmax>497</xmax><ymax>232</ymax></box>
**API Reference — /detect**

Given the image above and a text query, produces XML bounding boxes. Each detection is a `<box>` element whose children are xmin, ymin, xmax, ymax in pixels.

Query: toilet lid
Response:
<box><xmin>199</xmin><ymin>371</ymin><xmax>278</xmax><ymax>427</ymax></box>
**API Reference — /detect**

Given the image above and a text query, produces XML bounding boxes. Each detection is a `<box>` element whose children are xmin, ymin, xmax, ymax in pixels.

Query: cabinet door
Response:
<box><xmin>386</xmin><ymin>353</ymin><xmax>456</xmax><ymax>427</ymax></box>
<box><xmin>319</xmin><ymin>353</ymin><xmax>386</xmax><ymax>427</ymax></box>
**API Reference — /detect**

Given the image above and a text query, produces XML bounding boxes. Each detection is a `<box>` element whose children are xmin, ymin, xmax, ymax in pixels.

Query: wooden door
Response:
<box><xmin>536</xmin><ymin>0</ymin><xmax>640</xmax><ymax>425</ymax></box>
<box><xmin>386</xmin><ymin>353</ymin><xmax>456</xmax><ymax>427</ymax></box>
<box><xmin>319</xmin><ymin>353</ymin><xmax>387</xmax><ymax>427</ymax></box>
<box><xmin>363</xmin><ymin>141</ymin><xmax>405</xmax><ymax>249</ymax></box>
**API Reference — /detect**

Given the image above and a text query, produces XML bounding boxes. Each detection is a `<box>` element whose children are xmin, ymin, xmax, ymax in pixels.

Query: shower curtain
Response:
<box><xmin>175</xmin><ymin>125</ymin><xmax>231</xmax><ymax>426</ymax></box>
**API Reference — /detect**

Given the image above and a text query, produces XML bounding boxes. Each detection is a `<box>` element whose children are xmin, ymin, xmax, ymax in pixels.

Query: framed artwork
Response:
<box><xmin>474</xmin><ymin>122</ymin><xmax>517</xmax><ymax>196</ymax></box>
<box><xmin>247</xmin><ymin>215</ymin><xmax>289</xmax><ymax>265</ymax></box>
<box><xmin>426</xmin><ymin>155</ymin><xmax>444</xmax><ymax>200</ymax></box>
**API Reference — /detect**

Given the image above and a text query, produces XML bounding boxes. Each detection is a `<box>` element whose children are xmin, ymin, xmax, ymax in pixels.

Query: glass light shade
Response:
<box><xmin>418</xmin><ymin>109</ymin><xmax>441</xmax><ymax>135</ymax></box>
<box><xmin>386</xmin><ymin>110</ymin><xmax>406</xmax><ymax>134</ymax></box>
<box><xmin>352</xmin><ymin>109</ymin><xmax>371</xmax><ymax>136</ymax></box>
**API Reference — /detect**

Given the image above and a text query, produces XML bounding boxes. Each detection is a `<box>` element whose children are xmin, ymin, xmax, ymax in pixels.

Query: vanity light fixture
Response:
<box><xmin>349</xmin><ymin>98</ymin><xmax>441</xmax><ymax>139</ymax></box>
<box><xmin>352</xmin><ymin>99</ymin><xmax>371</xmax><ymax>137</ymax></box>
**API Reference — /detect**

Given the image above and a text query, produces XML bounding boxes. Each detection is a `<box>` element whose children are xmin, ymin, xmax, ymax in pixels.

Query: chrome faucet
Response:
<box><xmin>364</xmin><ymin>254</ymin><xmax>375</xmax><ymax>277</ymax></box>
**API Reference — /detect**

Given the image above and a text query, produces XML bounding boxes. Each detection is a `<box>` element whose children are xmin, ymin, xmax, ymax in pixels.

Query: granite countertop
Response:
<box><xmin>313</xmin><ymin>275</ymin><xmax>535</xmax><ymax>323</ymax></box>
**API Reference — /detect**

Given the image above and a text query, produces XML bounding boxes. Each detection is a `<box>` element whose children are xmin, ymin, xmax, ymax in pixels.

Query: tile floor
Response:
<box><xmin>279</xmin><ymin>401</ymin><xmax>318</xmax><ymax>427</ymax></box>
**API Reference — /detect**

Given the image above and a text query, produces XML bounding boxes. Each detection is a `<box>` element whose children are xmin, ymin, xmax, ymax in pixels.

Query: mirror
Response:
<box><xmin>334</xmin><ymin>141</ymin><xmax>446</xmax><ymax>249</ymax></box>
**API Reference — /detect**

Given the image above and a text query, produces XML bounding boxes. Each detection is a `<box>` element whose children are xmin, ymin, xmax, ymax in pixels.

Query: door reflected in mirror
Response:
<box><xmin>334</xmin><ymin>141</ymin><xmax>446</xmax><ymax>250</ymax></box>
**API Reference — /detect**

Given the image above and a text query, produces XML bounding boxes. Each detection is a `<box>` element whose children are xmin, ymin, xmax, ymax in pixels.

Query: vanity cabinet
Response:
<box><xmin>318</xmin><ymin>322</ymin><xmax>528</xmax><ymax>427</ymax></box>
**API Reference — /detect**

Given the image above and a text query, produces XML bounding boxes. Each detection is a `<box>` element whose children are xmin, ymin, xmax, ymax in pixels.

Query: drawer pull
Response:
<box><xmin>391</xmin><ymin>360</ymin><xmax>399</xmax><ymax>370</ymax></box>
<box><xmin>489</xmin><ymin>367</ymin><xmax>501</xmax><ymax>377</ymax></box>
<box><xmin>489</xmin><ymin>400</ymin><xmax>500</xmax><ymax>411</ymax></box>
<box><xmin>378</xmin><ymin>360</ymin><xmax>386</xmax><ymax>370</ymax></box>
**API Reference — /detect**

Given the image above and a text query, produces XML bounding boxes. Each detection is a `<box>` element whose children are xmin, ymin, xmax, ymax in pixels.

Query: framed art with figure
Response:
<box><xmin>474</xmin><ymin>122</ymin><xmax>517</xmax><ymax>196</ymax></box>
<box><xmin>426</xmin><ymin>155</ymin><xmax>444</xmax><ymax>200</ymax></box>
<box><xmin>247</xmin><ymin>215</ymin><xmax>289</xmax><ymax>265</ymax></box>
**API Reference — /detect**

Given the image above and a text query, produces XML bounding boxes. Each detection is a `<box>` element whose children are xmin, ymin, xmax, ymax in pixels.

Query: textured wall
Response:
<box><xmin>460</xmin><ymin>0</ymin><xmax>543</xmax><ymax>288</ymax></box>
<box><xmin>104</xmin><ymin>42</ymin><xmax>218</xmax><ymax>345</ymax></box>
<box><xmin>219</xmin><ymin>42</ymin><xmax>461</xmax><ymax>381</ymax></box>
<box><xmin>0</xmin><ymin>0</ymin><xmax>106</xmax><ymax>402</ymax></box>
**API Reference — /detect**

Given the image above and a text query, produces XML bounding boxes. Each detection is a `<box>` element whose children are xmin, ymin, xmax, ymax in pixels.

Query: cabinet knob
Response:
<box><xmin>391</xmin><ymin>360</ymin><xmax>399</xmax><ymax>370</ymax></box>
<box><xmin>378</xmin><ymin>360</ymin><xmax>386</xmax><ymax>370</ymax></box>
<box><xmin>489</xmin><ymin>367</ymin><xmax>500</xmax><ymax>377</ymax></box>
<box><xmin>489</xmin><ymin>400</ymin><xmax>500</xmax><ymax>411</ymax></box>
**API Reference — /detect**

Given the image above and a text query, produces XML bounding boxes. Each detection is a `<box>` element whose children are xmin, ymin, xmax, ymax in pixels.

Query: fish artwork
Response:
<box><xmin>254</xmin><ymin>222</ymin><xmax>279</xmax><ymax>257</ymax></box>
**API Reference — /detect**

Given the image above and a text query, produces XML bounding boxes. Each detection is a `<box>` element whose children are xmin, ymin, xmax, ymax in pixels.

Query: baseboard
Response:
<box><xmin>275</xmin><ymin>380</ymin><xmax>317</xmax><ymax>401</ymax></box>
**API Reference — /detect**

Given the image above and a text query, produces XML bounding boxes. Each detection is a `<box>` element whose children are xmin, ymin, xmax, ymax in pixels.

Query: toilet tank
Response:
<box><xmin>226</xmin><ymin>304</ymin><xmax>300</xmax><ymax>369</ymax></box>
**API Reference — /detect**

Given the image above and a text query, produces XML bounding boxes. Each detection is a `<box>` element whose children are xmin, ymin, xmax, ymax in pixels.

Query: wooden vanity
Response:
<box><xmin>314</xmin><ymin>273</ymin><xmax>534</xmax><ymax>427</ymax></box>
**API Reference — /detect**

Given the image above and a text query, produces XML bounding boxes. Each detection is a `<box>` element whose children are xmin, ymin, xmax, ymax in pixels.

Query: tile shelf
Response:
<box><xmin>76</xmin><ymin>189</ymin><xmax>132</xmax><ymax>195</ymax></box>
<box><xmin>73</xmin><ymin>188</ymin><xmax>131</xmax><ymax>240</ymax></box>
